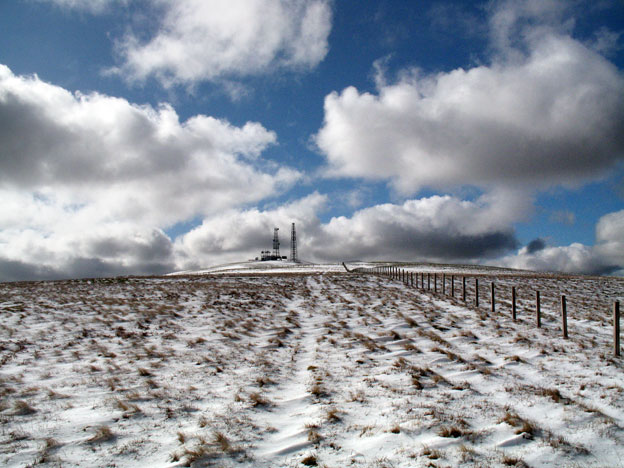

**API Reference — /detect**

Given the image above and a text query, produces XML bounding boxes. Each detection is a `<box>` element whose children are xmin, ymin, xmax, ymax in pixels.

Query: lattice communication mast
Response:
<box><xmin>272</xmin><ymin>228</ymin><xmax>280</xmax><ymax>259</ymax></box>
<box><xmin>290</xmin><ymin>223</ymin><xmax>298</xmax><ymax>263</ymax></box>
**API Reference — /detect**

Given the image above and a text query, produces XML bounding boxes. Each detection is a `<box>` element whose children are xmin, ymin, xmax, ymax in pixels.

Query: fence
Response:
<box><xmin>354</xmin><ymin>265</ymin><xmax>622</xmax><ymax>357</ymax></box>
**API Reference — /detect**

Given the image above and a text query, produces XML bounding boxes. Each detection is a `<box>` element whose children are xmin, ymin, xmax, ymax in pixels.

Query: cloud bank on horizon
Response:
<box><xmin>0</xmin><ymin>0</ymin><xmax>623</xmax><ymax>281</ymax></box>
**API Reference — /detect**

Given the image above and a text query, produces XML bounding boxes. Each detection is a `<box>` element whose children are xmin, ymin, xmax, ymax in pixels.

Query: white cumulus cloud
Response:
<box><xmin>113</xmin><ymin>0</ymin><xmax>332</xmax><ymax>87</ymax></box>
<box><xmin>0</xmin><ymin>65</ymin><xmax>299</xmax><ymax>280</ymax></box>
<box><xmin>499</xmin><ymin>209</ymin><xmax>624</xmax><ymax>275</ymax></box>
<box><xmin>316</xmin><ymin>33</ymin><xmax>624</xmax><ymax>194</ymax></box>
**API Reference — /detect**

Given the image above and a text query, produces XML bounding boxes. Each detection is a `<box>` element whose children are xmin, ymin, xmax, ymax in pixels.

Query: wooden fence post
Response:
<box><xmin>462</xmin><ymin>276</ymin><xmax>466</xmax><ymax>302</ymax></box>
<box><xmin>491</xmin><ymin>282</ymin><xmax>495</xmax><ymax>312</ymax></box>
<box><xmin>561</xmin><ymin>295</ymin><xmax>568</xmax><ymax>339</ymax></box>
<box><xmin>421</xmin><ymin>273</ymin><xmax>424</xmax><ymax>289</ymax></box>
<box><xmin>451</xmin><ymin>275</ymin><xmax>455</xmax><ymax>298</ymax></box>
<box><xmin>536</xmin><ymin>291</ymin><xmax>541</xmax><ymax>328</ymax></box>
<box><xmin>427</xmin><ymin>273</ymin><xmax>430</xmax><ymax>290</ymax></box>
<box><xmin>442</xmin><ymin>274</ymin><xmax>446</xmax><ymax>295</ymax></box>
<box><xmin>475</xmin><ymin>278</ymin><xmax>479</xmax><ymax>308</ymax></box>
<box><xmin>434</xmin><ymin>274</ymin><xmax>438</xmax><ymax>293</ymax></box>
<box><xmin>615</xmin><ymin>301</ymin><xmax>621</xmax><ymax>357</ymax></box>
<box><xmin>512</xmin><ymin>286</ymin><xmax>516</xmax><ymax>321</ymax></box>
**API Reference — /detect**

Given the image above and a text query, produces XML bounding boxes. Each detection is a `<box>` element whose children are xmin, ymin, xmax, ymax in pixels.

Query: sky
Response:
<box><xmin>0</xmin><ymin>0</ymin><xmax>623</xmax><ymax>281</ymax></box>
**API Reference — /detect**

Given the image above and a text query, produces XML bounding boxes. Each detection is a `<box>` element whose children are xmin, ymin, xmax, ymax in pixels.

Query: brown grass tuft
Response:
<box><xmin>88</xmin><ymin>425</ymin><xmax>115</xmax><ymax>444</ymax></box>
<box><xmin>438</xmin><ymin>425</ymin><xmax>469</xmax><ymax>438</ymax></box>
<box><xmin>249</xmin><ymin>392</ymin><xmax>271</xmax><ymax>408</ymax></box>
<box><xmin>12</xmin><ymin>400</ymin><xmax>36</xmax><ymax>415</ymax></box>
<box><xmin>326</xmin><ymin>407</ymin><xmax>342</xmax><ymax>423</ymax></box>
<box><xmin>301</xmin><ymin>454</ymin><xmax>318</xmax><ymax>466</ymax></box>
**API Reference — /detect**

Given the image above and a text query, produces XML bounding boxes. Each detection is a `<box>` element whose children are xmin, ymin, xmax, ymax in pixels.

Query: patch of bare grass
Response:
<box><xmin>301</xmin><ymin>454</ymin><xmax>318</xmax><ymax>466</ymax></box>
<box><xmin>502</xmin><ymin>454</ymin><xmax>529</xmax><ymax>467</ymax></box>
<box><xmin>12</xmin><ymin>399</ymin><xmax>36</xmax><ymax>415</ymax></box>
<box><xmin>326</xmin><ymin>406</ymin><xmax>342</xmax><ymax>423</ymax></box>
<box><xmin>87</xmin><ymin>425</ymin><xmax>115</xmax><ymax>444</ymax></box>
<box><xmin>249</xmin><ymin>392</ymin><xmax>272</xmax><ymax>408</ymax></box>
<box><xmin>421</xmin><ymin>445</ymin><xmax>442</xmax><ymax>460</ymax></box>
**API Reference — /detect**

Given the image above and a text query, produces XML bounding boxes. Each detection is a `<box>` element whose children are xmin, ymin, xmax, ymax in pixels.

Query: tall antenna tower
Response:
<box><xmin>290</xmin><ymin>223</ymin><xmax>298</xmax><ymax>262</ymax></box>
<box><xmin>272</xmin><ymin>227</ymin><xmax>280</xmax><ymax>259</ymax></box>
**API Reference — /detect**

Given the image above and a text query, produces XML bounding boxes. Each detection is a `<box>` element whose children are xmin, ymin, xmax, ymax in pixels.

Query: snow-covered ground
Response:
<box><xmin>168</xmin><ymin>260</ymin><xmax>352</xmax><ymax>275</ymax></box>
<box><xmin>1</xmin><ymin>264</ymin><xmax>623</xmax><ymax>467</ymax></box>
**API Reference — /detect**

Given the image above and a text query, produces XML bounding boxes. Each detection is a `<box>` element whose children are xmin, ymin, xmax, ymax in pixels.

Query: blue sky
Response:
<box><xmin>0</xmin><ymin>0</ymin><xmax>623</xmax><ymax>281</ymax></box>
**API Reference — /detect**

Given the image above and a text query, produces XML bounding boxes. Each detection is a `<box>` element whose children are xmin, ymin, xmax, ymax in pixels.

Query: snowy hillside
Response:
<box><xmin>167</xmin><ymin>260</ymin><xmax>351</xmax><ymax>276</ymax></box>
<box><xmin>1</xmin><ymin>265</ymin><xmax>623</xmax><ymax>467</ymax></box>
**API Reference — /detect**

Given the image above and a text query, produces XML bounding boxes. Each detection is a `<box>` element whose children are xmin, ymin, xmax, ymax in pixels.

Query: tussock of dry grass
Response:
<box><xmin>12</xmin><ymin>399</ymin><xmax>36</xmax><ymax>415</ymax></box>
<box><xmin>249</xmin><ymin>392</ymin><xmax>272</xmax><ymax>408</ymax></box>
<box><xmin>88</xmin><ymin>425</ymin><xmax>115</xmax><ymax>444</ymax></box>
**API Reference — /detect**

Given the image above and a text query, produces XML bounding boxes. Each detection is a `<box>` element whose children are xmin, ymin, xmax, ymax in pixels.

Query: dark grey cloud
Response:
<box><xmin>87</xmin><ymin>229</ymin><xmax>173</xmax><ymax>263</ymax></box>
<box><xmin>174</xmin><ymin>193</ymin><xmax>523</xmax><ymax>269</ymax></box>
<box><xmin>307</xmin><ymin>229</ymin><xmax>517</xmax><ymax>263</ymax></box>
<box><xmin>0</xmin><ymin>256</ymin><xmax>174</xmax><ymax>282</ymax></box>
<box><xmin>0</xmin><ymin>225</ymin><xmax>176</xmax><ymax>282</ymax></box>
<box><xmin>0</xmin><ymin>259</ymin><xmax>59</xmax><ymax>283</ymax></box>
<box><xmin>525</xmin><ymin>238</ymin><xmax>546</xmax><ymax>254</ymax></box>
